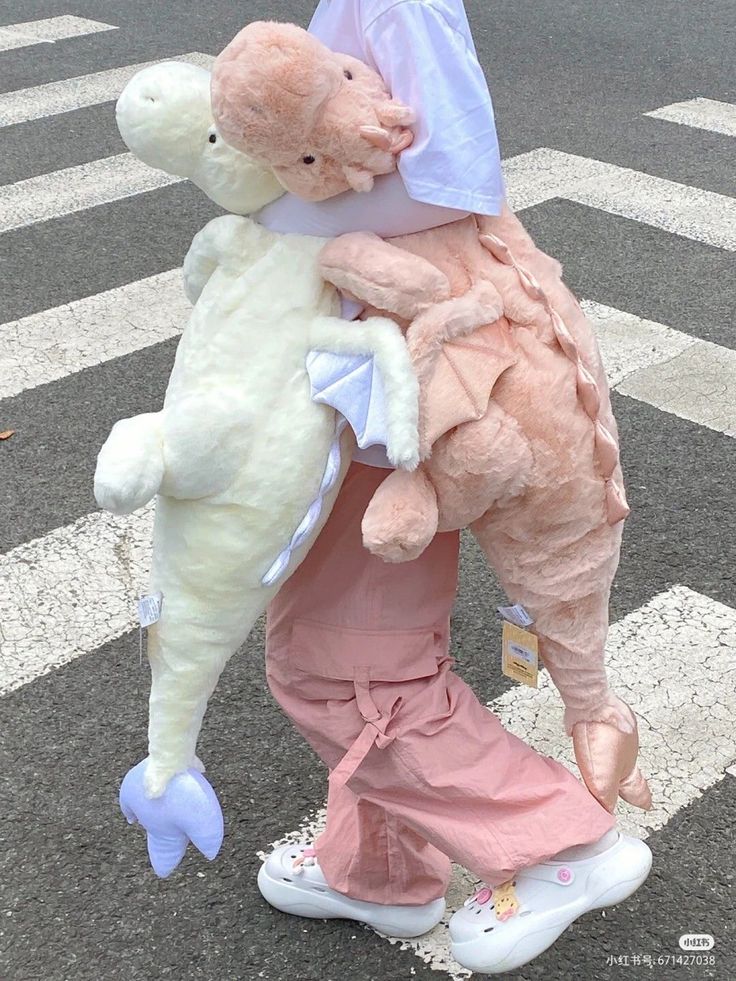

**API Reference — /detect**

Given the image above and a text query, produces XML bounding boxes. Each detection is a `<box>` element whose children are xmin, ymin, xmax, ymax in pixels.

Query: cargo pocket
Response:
<box><xmin>289</xmin><ymin>619</ymin><xmax>445</xmax><ymax>790</ymax></box>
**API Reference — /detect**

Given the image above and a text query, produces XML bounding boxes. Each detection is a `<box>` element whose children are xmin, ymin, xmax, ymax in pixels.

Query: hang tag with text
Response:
<box><xmin>138</xmin><ymin>591</ymin><xmax>163</xmax><ymax>627</ymax></box>
<box><xmin>501</xmin><ymin>621</ymin><xmax>539</xmax><ymax>688</ymax></box>
<box><xmin>137</xmin><ymin>591</ymin><xmax>163</xmax><ymax>666</ymax></box>
<box><xmin>497</xmin><ymin>603</ymin><xmax>534</xmax><ymax>628</ymax></box>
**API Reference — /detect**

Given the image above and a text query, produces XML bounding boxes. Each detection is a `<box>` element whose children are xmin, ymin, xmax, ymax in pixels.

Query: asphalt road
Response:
<box><xmin>1</xmin><ymin>2</ymin><xmax>734</xmax><ymax>980</ymax></box>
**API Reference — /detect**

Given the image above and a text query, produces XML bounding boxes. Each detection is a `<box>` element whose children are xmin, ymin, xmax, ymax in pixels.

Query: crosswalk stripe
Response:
<box><xmin>0</xmin><ymin>52</ymin><xmax>214</xmax><ymax>128</ymax></box>
<box><xmin>0</xmin><ymin>269</ymin><xmax>187</xmax><ymax>399</ymax></box>
<box><xmin>0</xmin><ymin>152</ymin><xmax>181</xmax><ymax>233</ymax></box>
<box><xmin>265</xmin><ymin>585</ymin><xmax>736</xmax><ymax>978</ymax></box>
<box><xmin>505</xmin><ymin>148</ymin><xmax>736</xmax><ymax>251</ymax></box>
<box><xmin>585</xmin><ymin>300</ymin><xmax>736</xmax><ymax>436</ymax></box>
<box><xmin>0</xmin><ymin>302</ymin><xmax>736</xmax><ymax>694</ymax></box>
<box><xmin>0</xmin><ymin>507</ymin><xmax>153</xmax><ymax>696</ymax></box>
<box><xmin>645</xmin><ymin>98</ymin><xmax>736</xmax><ymax>138</ymax></box>
<box><xmin>583</xmin><ymin>300</ymin><xmax>698</xmax><ymax>387</ymax></box>
<box><xmin>4</xmin><ymin>284</ymin><xmax>730</xmax><ymax>442</ymax></box>
<box><xmin>4</xmin><ymin>144</ymin><xmax>732</xmax><ymax>245</ymax></box>
<box><xmin>615</xmin><ymin>336</ymin><xmax>736</xmax><ymax>436</ymax></box>
<box><xmin>0</xmin><ymin>15</ymin><xmax>115</xmax><ymax>52</ymax></box>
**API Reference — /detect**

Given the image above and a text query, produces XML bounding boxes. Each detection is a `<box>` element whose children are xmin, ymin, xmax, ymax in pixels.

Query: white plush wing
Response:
<box><xmin>305</xmin><ymin>350</ymin><xmax>389</xmax><ymax>450</ymax></box>
<box><xmin>260</xmin><ymin>351</ymin><xmax>394</xmax><ymax>589</ymax></box>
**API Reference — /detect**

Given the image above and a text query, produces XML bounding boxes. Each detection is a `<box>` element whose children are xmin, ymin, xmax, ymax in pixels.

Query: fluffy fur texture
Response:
<box><xmin>95</xmin><ymin>63</ymin><xmax>420</xmax><ymax>797</ymax></box>
<box><xmin>116</xmin><ymin>61</ymin><xmax>283</xmax><ymax>214</ymax></box>
<box><xmin>211</xmin><ymin>21</ymin><xmax>414</xmax><ymax>199</ymax></box>
<box><xmin>322</xmin><ymin>208</ymin><xmax>649</xmax><ymax>814</ymax></box>
<box><xmin>211</xmin><ymin>23</ymin><xmax>651</xmax><ymax>813</ymax></box>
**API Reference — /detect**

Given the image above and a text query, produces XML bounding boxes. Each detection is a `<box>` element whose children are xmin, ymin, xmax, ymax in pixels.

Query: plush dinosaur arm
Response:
<box><xmin>182</xmin><ymin>214</ymin><xmax>273</xmax><ymax>303</ymax></box>
<box><xmin>319</xmin><ymin>232</ymin><xmax>452</xmax><ymax>320</ymax></box>
<box><xmin>320</xmin><ymin>233</ymin><xmax>517</xmax><ymax>455</ymax></box>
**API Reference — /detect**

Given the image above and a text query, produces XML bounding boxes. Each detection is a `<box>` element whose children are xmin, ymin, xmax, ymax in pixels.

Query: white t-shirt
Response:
<box><xmin>308</xmin><ymin>0</ymin><xmax>505</xmax><ymax>215</ymax></box>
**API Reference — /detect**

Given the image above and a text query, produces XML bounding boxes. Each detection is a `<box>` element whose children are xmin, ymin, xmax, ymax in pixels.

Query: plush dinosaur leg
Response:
<box><xmin>320</xmin><ymin>233</ymin><xmax>504</xmax><ymax>352</ymax></box>
<box><xmin>472</xmin><ymin>486</ymin><xmax>652</xmax><ymax>813</ymax></box>
<box><xmin>183</xmin><ymin>213</ymin><xmax>277</xmax><ymax>304</ymax></box>
<box><xmin>426</xmin><ymin>401</ymin><xmax>533</xmax><ymax>530</ymax></box>
<box><xmin>361</xmin><ymin>467</ymin><xmax>439</xmax><ymax>563</ymax></box>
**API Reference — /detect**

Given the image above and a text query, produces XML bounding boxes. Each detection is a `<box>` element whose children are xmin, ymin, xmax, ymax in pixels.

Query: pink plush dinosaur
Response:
<box><xmin>211</xmin><ymin>21</ymin><xmax>652</xmax><ymax>815</ymax></box>
<box><xmin>212</xmin><ymin>20</ymin><xmax>414</xmax><ymax>200</ymax></box>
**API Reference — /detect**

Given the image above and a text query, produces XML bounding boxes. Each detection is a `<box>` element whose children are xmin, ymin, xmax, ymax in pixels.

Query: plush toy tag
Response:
<box><xmin>497</xmin><ymin>603</ymin><xmax>534</xmax><ymax>628</ymax></box>
<box><xmin>501</xmin><ymin>622</ymin><xmax>539</xmax><ymax>688</ymax></box>
<box><xmin>137</xmin><ymin>592</ymin><xmax>162</xmax><ymax>666</ymax></box>
<box><xmin>138</xmin><ymin>592</ymin><xmax>163</xmax><ymax>628</ymax></box>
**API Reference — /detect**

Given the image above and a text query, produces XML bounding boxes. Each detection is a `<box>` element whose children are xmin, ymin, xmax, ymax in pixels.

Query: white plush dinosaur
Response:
<box><xmin>94</xmin><ymin>62</ymin><xmax>420</xmax><ymax>875</ymax></box>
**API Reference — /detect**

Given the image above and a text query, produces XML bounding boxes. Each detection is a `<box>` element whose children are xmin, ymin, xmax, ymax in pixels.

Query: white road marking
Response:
<box><xmin>0</xmin><ymin>52</ymin><xmax>214</xmax><ymax>128</ymax></box>
<box><xmin>583</xmin><ymin>300</ymin><xmax>698</xmax><ymax>387</ymax></box>
<box><xmin>0</xmin><ymin>507</ymin><xmax>153</xmax><ymax>696</ymax></box>
<box><xmin>0</xmin><ymin>16</ymin><xmax>115</xmax><ymax>52</ymax></box>
<box><xmin>6</xmin><ymin>143</ymin><xmax>731</xmax><ymax>240</ymax></box>
<box><xmin>263</xmin><ymin>586</ymin><xmax>736</xmax><ymax>978</ymax></box>
<box><xmin>584</xmin><ymin>300</ymin><xmax>736</xmax><ymax>436</ymax></box>
<box><xmin>0</xmin><ymin>152</ymin><xmax>181</xmax><ymax>233</ymax></box>
<box><xmin>615</xmin><ymin>337</ymin><xmax>736</xmax><ymax>436</ymax></box>
<box><xmin>5</xmin><ymin>274</ymin><xmax>732</xmax><ymax>442</ymax></box>
<box><xmin>505</xmin><ymin>147</ymin><xmax>736</xmax><ymax>250</ymax></box>
<box><xmin>492</xmin><ymin>585</ymin><xmax>736</xmax><ymax>836</ymax></box>
<box><xmin>0</xmin><ymin>270</ymin><xmax>188</xmax><ymax>399</ymax></box>
<box><xmin>645</xmin><ymin>98</ymin><xmax>736</xmax><ymax>138</ymax></box>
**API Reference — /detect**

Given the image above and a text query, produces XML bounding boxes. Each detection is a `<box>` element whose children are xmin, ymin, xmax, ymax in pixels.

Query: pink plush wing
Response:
<box><xmin>421</xmin><ymin>322</ymin><xmax>517</xmax><ymax>448</ymax></box>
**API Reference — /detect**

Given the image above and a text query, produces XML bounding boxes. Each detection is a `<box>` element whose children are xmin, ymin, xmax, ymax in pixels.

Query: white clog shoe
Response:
<box><xmin>258</xmin><ymin>842</ymin><xmax>446</xmax><ymax>938</ymax></box>
<box><xmin>449</xmin><ymin>833</ymin><xmax>652</xmax><ymax>974</ymax></box>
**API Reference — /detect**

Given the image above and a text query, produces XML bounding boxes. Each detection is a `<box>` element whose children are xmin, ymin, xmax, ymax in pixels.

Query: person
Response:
<box><xmin>255</xmin><ymin>1</ymin><xmax>652</xmax><ymax>973</ymax></box>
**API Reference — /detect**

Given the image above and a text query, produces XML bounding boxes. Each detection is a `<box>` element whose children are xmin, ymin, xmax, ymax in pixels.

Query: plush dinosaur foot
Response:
<box><xmin>363</xmin><ymin>527</ymin><xmax>435</xmax><ymax>563</ymax></box>
<box><xmin>573</xmin><ymin>717</ymin><xmax>653</xmax><ymax>813</ymax></box>
<box><xmin>362</xmin><ymin>468</ymin><xmax>439</xmax><ymax>563</ymax></box>
<box><xmin>119</xmin><ymin>758</ymin><xmax>224</xmax><ymax>877</ymax></box>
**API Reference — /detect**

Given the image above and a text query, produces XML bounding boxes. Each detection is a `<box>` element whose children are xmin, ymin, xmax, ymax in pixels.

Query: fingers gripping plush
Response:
<box><xmin>211</xmin><ymin>21</ymin><xmax>414</xmax><ymax>199</ymax></box>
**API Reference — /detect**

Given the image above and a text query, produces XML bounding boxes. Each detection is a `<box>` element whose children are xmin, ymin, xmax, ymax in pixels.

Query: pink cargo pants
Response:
<box><xmin>266</xmin><ymin>463</ymin><xmax>615</xmax><ymax>905</ymax></box>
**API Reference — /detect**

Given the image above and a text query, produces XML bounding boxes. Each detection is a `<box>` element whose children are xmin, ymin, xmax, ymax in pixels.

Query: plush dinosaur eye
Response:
<box><xmin>344</xmin><ymin>69</ymin><xmax>353</xmax><ymax>80</ymax></box>
<box><xmin>208</xmin><ymin>133</ymin><xmax>217</xmax><ymax>144</ymax></box>
<box><xmin>302</xmin><ymin>155</ymin><xmax>316</xmax><ymax>165</ymax></box>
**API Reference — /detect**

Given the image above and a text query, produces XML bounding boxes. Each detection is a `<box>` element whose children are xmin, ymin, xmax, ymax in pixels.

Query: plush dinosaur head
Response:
<box><xmin>211</xmin><ymin>21</ymin><xmax>414</xmax><ymax>200</ymax></box>
<box><xmin>116</xmin><ymin>61</ymin><xmax>284</xmax><ymax>214</ymax></box>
